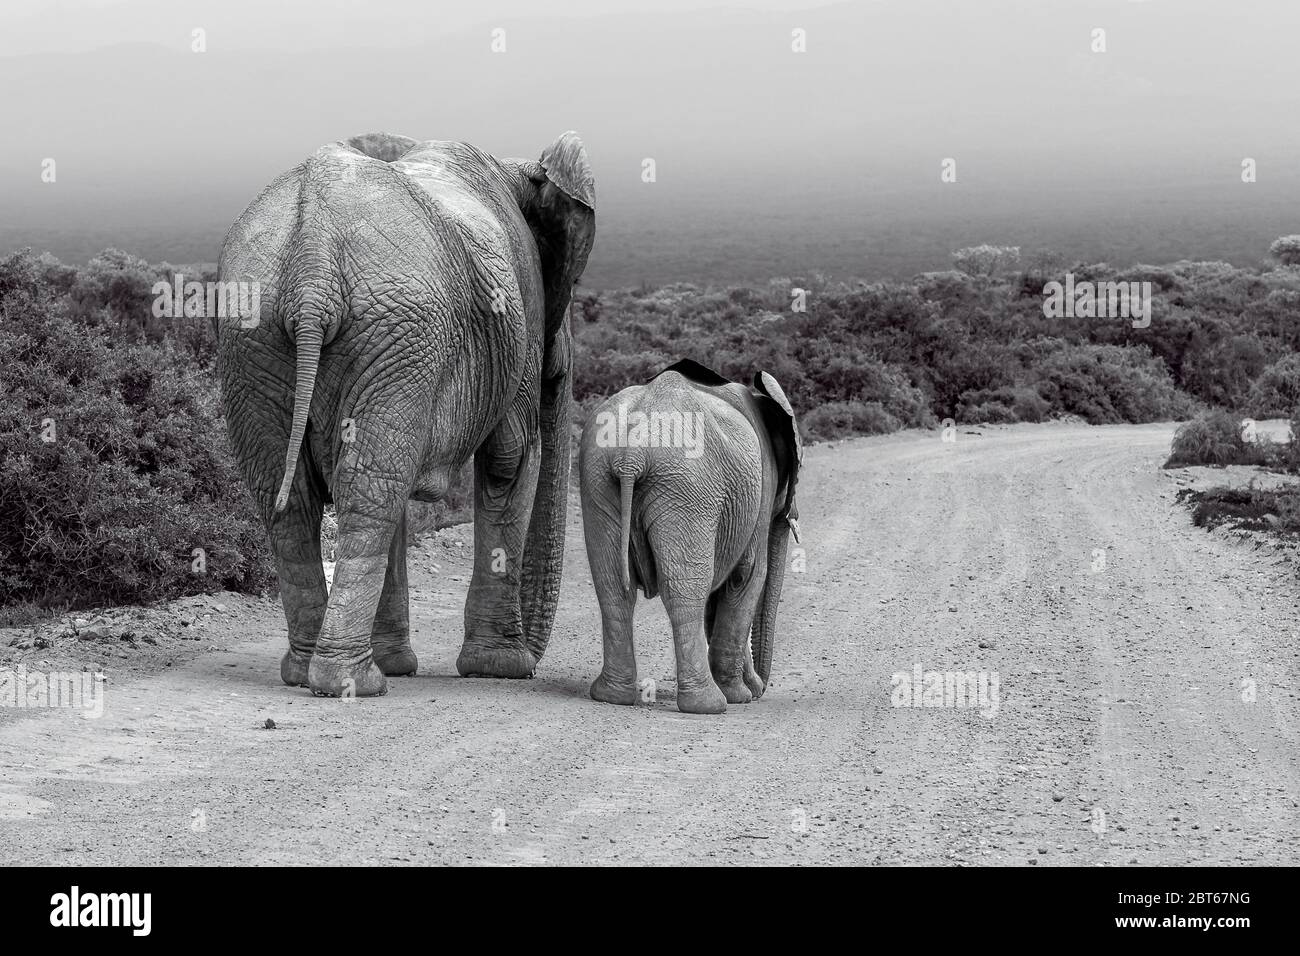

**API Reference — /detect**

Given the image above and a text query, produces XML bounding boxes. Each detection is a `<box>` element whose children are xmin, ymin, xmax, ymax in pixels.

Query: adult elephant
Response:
<box><xmin>578</xmin><ymin>360</ymin><xmax>801</xmax><ymax>714</ymax></box>
<box><xmin>215</xmin><ymin>131</ymin><xmax>595</xmax><ymax>698</ymax></box>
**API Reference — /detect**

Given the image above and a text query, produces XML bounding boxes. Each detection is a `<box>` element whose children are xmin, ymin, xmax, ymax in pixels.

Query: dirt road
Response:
<box><xmin>2</xmin><ymin>421</ymin><xmax>1297</xmax><ymax>865</ymax></box>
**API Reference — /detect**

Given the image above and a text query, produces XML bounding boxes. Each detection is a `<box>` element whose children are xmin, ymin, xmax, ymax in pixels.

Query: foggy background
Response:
<box><xmin>1</xmin><ymin>0</ymin><xmax>1296</xmax><ymax>288</ymax></box>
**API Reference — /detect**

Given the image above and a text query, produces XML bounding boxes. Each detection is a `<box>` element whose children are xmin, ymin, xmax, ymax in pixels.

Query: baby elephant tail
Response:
<box><xmin>618</xmin><ymin>471</ymin><xmax>634</xmax><ymax>592</ymax></box>
<box><xmin>613</xmin><ymin>449</ymin><xmax>646</xmax><ymax>593</ymax></box>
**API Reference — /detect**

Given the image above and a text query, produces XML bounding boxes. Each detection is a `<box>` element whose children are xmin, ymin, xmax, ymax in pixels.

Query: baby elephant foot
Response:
<box><xmin>307</xmin><ymin>654</ymin><xmax>389</xmax><ymax>698</ymax></box>
<box><xmin>456</xmin><ymin>642</ymin><xmax>537</xmax><ymax>679</ymax></box>
<box><xmin>716</xmin><ymin>677</ymin><xmax>755</xmax><ymax>705</ymax></box>
<box><xmin>281</xmin><ymin>649</ymin><xmax>312</xmax><ymax>688</ymax></box>
<box><xmin>677</xmin><ymin>680</ymin><xmax>728</xmax><ymax>715</ymax></box>
<box><xmin>371</xmin><ymin>642</ymin><xmax>419</xmax><ymax>677</ymax></box>
<box><xmin>590</xmin><ymin>672</ymin><xmax>639</xmax><ymax>706</ymax></box>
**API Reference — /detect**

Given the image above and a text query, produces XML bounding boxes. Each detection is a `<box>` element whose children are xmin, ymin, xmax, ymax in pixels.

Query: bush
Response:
<box><xmin>801</xmin><ymin>401</ymin><xmax>901</xmax><ymax>441</ymax></box>
<box><xmin>1268</xmin><ymin>410</ymin><xmax>1300</xmax><ymax>473</ymax></box>
<box><xmin>1032</xmin><ymin>344</ymin><xmax>1198</xmax><ymax>424</ymax></box>
<box><xmin>1269</xmin><ymin>235</ymin><xmax>1300</xmax><ymax>268</ymax></box>
<box><xmin>956</xmin><ymin>386</ymin><xmax>1050</xmax><ymax>424</ymax></box>
<box><xmin>1180</xmin><ymin>334</ymin><xmax>1269</xmax><ymax>411</ymax></box>
<box><xmin>1180</xmin><ymin>484</ymin><xmax>1300</xmax><ymax>535</ymax></box>
<box><xmin>1247</xmin><ymin>354</ymin><xmax>1300</xmax><ymax>418</ymax></box>
<box><xmin>0</xmin><ymin>252</ymin><xmax>272</xmax><ymax>609</ymax></box>
<box><xmin>952</xmin><ymin>245</ymin><xmax>1020</xmax><ymax>278</ymax></box>
<box><xmin>1165</xmin><ymin>410</ymin><xmax>1268</xmax><ymax>468</ymax></box>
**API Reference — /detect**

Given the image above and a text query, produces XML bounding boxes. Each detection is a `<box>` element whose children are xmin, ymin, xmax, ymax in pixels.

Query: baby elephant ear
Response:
<box><xmin>754</xmin><ymin>371</ymin><xmax>803</xmax><ymax>465</ymax></box>
<box><xmin>753</xmin><ymin>371</ymin><xmax>802</xmax><ymax>526</ymax></box>
<box><xmin>539</xmin><ymin>131</ymin><xmax>595</xmax><ymax>209</ymax></box>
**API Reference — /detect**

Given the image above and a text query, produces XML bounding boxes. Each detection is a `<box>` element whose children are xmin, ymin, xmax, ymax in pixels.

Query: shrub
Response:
<box><xmin>1164</xmin><ymin>410</ymin><xmax>1267</xmax><ymax>468</ymax></box>
<box><xmin>1247</xmin><ymin>354</ymin><xmax>1300</xmax><ymax>418</ymax></box>
<box><xmin>0</xmin><ymin>254</ymin><xmax>272</xmax><ymax>609</ymax></box>
<box><xmin>1268</xmin><ymin>235</ymin><xmax>1300</xmax><ymax>268</ymax></box>
<box><xmin>801</xmin><ymin>401</ymin><xmax>901</xmax><ymax>441</ymax></box>
<box><xmin>1033</xmin><ymin>344</ymin><xmax>1197</xmax><ymax>424</ymax></box>
<box><xmin>1268</xmin><ymin>409</ymin><xmax>1300</xmax><ymax>473</ymax></box>
<box><xmin>1115</xmin><ymin>264</ymin><xmax>1181</xmax><ymax>293</ymax></box>
<box><xmin>1180</xmin><ymin>334</ymin><xmax>1270</xmax><ymax>410</ymax></box>
<box><xmin>952</xmin><ymin>245</ymin><xmax>1021</xmax><ymax>278</ymax></box>
<box><xmin>957</xmin><ymin>386</ymin><xmax>1050</xmax><ymax>424</ymax></box>
<box><xmin>1180</xmin><ymin>485</ymin><xmax>1300</xmax><ymax>535</ymax></box>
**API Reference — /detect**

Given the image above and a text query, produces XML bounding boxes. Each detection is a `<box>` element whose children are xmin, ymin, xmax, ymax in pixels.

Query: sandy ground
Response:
<box><xmin>1</xmin><ymin>421</ymin><xmax>1298</xmax><ymax>865</ymax></box>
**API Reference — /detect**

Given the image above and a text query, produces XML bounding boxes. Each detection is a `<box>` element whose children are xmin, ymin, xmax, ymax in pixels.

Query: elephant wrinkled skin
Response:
<box><xmin>215</xmin><ymin>131</ymin><xmax>595</xmax><ymax>697</ymax></box>
<box><xmin>578</xmin><ymin>360</ymin><xmax>801</xmax><ymax>714</ymax></box>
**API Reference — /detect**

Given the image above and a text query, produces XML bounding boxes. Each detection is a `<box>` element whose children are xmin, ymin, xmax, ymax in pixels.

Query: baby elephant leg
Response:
<box><xmin>665</xmin><ymin>591</ymin><xmax>727</xmax><ymax>715</ymax></box>
<box><xmin>708</xmin><ymin>560</ymin><xmax>768</xmax><ymax>704</ymax></box>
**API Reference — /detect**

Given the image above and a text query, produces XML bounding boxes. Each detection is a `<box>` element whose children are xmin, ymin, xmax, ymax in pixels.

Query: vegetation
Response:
<box><xmin>1268</xmin><ymin>235</ymin><xmax>1300</xmax><ymax>268</ymax></box>
<box><xmin>1178</xmin><ymin>485</ymin><xmax>1300</xmax><ymax>537</ymax></box>
<box><xmin>6</xmin><ymin>240</ymin><xmax>1300</xmax><ymax>610</ymax></box>
<box><xmin>1165</xmin><ymin>411</ymin><xmax>1273</xmax><ymax>468</ymax></box>
<box><xmin>0</xmin><ymin>250</ymin><xmax>272</xmax><ymax>611</ymax></box>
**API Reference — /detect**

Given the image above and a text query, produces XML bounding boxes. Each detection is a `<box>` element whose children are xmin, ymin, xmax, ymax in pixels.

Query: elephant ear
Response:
<box><xmin>753</xmin><ymin>371</ymin><xmax>802</xmax><ymax>541</ymax></box>
<box><xmin>520</xmin><ymin>131</ymin><xmax>596</xmax><ymax>333</ymax></box>
<box><xmin>538</xmin><ymin>131</ymin><xmax>595</xmax><ymax>209</ymax></box>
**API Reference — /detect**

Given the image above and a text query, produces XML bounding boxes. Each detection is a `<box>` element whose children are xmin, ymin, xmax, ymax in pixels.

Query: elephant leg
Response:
<box><xmin>270</xmin><ymin>501</ymin><xmax>328</xmax><ymax>688</ymax></box>
<box><xmin>707</xmin><ymin>556</ymin><xmax>769</xmax><ymax>704</ymax></box>
<box><xmin>664</xmin><ymin>591</ymin><xmax>727</xmax><ymax>715</ymax></box>
<box><xmin>456</xmin><ymin>397</ymin><xmax>541</xmax><ymax>678</ymax></box>
<box><xmin>586</xmin><ymin>500</ymin><xmax>640</xmax><ymax>706</ymax></box>
<box><xmin>370</xmin><ymin>507</ymin><xmax>418</xmax><ymax>677</ymax></box>
<box><xmin>308</xmin><ymin>433</ymin><xmax>419</xmax><ymax>697</ymax></box>
<box><xmin>590</xmin><ymin>589</ymin><xmax>638</xmax><ymax>705</ymax></box>
<box><xmin>308</xmin><ymin>506</ymin><xmax>397</xmax><ymax>697</ymax></box>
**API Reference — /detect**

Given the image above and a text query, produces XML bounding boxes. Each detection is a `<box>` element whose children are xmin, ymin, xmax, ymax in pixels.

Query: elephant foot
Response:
<box><xmin>307</xmin><ymin>655</ymin><xmax>389</xmax><ymax>698</ymax></box>
<box><xmin>372</xmin><ymin>644</ymin><xmax>419</xmax><ymax>677</ymax></box>
<box><xmin>456</xmin><ymin>643</ymin><xmax>537</xmax><ymax>679</ymax></box>
<box><xmin>677</xmin><ymin>681</ymin><xmax>727</xmax><ymax>715</ymax></box>
<box><xmin>716</xmin><ymin>677</ymin><xmax>754</xmax><ymax>705</ymax></box>
<box><xmin>281</xmin><ymin>649</ymin><xmax>313</xmax><ymax>688</ymax></box>
<box><xmin>590</xmin><ymin>673</ymin><xmax>639</xmax><ymax>706</ymax></box>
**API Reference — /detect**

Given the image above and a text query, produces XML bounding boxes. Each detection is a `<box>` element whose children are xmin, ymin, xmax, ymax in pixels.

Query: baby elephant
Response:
<box><xmin>579</xmin><ymin>360</ymin><xmax>801</xmax><ymax>714</ymax></box>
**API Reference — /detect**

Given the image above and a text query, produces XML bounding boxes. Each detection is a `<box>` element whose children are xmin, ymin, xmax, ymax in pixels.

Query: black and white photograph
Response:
<box><xmin>0</xmin><ymin>0</ymin><xmax>1293</xmax><ymax>918</ymax></box>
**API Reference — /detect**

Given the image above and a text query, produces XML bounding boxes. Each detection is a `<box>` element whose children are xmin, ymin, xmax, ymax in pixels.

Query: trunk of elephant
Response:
<box><xmin>515</xmin><ymin>144</ymin><xmax>593</xmax><ymax>663</ymax></box>
<box><xmin>520</xmin><ymin>365</ymin><xmax>572</xmax><ymax>662</ymax></box>
<box><xmin>752</xmin><ymin>518</ymin><xmax>791</xmax><ymax>686</ymax></box>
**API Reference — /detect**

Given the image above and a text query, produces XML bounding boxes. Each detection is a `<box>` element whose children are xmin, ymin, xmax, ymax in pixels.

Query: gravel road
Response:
<box><xmin>2</xmin><ymin>421</ymin><xmax>1297</xmax><ymax>864</ymax></box>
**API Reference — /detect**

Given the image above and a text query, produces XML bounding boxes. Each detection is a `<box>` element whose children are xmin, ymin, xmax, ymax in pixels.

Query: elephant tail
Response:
<box><xmin>618</xmin><ymin>470</ymin><xmax>635</xmax><ymax>592</ymax></box>
<box><xmin>273</xmin><ymin>320</ymin><xmax>324</xmax><ymax>513</ymax></box>
<box><xmin>273</xmin><ymin>164</ymin><xmax>345</xmax><ymax>515</ymax></box>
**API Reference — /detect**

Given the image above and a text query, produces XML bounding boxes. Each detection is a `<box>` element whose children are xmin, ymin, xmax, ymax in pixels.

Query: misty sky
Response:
<box><xmin>2</xmin><ymin>0</ymin><xmax>1297</xmax><ymax>286</ymax></box>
